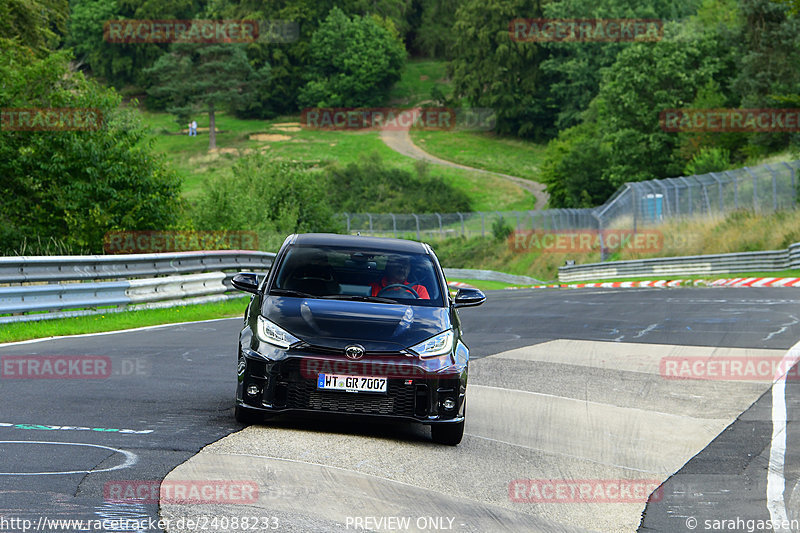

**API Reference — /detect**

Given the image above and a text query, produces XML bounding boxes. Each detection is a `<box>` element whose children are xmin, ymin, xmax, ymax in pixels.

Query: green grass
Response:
<box><xmin>0</xmin><ymin>297</ymin><xmax>249</xmax><ymax>343</ymax></box>
<box><xmin>141</xmin><ymin>110</ymin><xmax>535</xmax><ymax>211</ymax></box>
<box><xmin>409</xmin><ymin>129</ymin><xmax>547</xmax><ymax>181</ymax></box>
<box><xmin>447</xmin><ymin>278</ymin><xmax>519</xmax><ymax>291</ymax></box>
<box><xmin>388</xmin><ymin>59</ymin><xmax>450</xmax><ymax>106</ymax></box>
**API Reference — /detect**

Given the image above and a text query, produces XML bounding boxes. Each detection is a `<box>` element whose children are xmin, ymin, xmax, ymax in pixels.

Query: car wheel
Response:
<box><xmin>431</xmin><ymin>419</ymin><xmax>464</xmax><ymax>445</ymax></box>
<box><xmin>234</xmin><ymin>404</ymin><xmax>262</xmax><ymax>425</ymax></box>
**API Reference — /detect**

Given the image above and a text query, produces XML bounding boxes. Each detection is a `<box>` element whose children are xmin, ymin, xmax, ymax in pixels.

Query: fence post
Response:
<box><xmin>782</xmin><ymin>162</ymin><xmax>796</xmax><ymax>204</ymax></box>
<box><xmin>480</xmin><ymin>212</ymin><xmax>485</xmax><ymax>237</ymax></box>
<box><xmin>458</xmin><ymin>212</ymin><xmax>464</xmax><ymax>236</ymax></box>
<box><xmin>345</xmin><ymin>213</ymin><xmax>350</xmax><ymax>234</ymax></box>
<box><xmin>436</xmin><ymin>213</ymin><xmax>443</xmax><ymax>237</ymax></box>
<box><xmin>710</xmin><ymin>173</ymin><xmax>724</xmax><ymax>212</ymax></box>
<box><xmin>391</xmin><ymin>213</ymin><xmax>397</xmax><ymax>237</ymax></box>
<box><xmin>765</xmin><ymin>164</ymin><xmax>778</xmax><ymax>211</ymax></box>
<box><xmin>368</xmin><ymin>213</ymin><xmax>373</xmax><ymax>235</ymax></box>
<box><xmin>744</xmin><ymin>167</ymin><xmax>758</xmax><ymax>212</ymax></box>
<box><xmin>412</xmin><ymin>214</ymin><xmax>420</xmax><ymax>240</ymax></box>
<box><xmin>725</xmin><ymin>170</ymin><xmax>738</xmax><ymax>209</ymax></box>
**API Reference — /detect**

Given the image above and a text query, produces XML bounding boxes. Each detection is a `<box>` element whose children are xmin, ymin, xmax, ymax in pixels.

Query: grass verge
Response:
<box><xmin>447</xmin><ymin>278</ymin><xmax>519</xmax><ymax>291</ymax></box>
<box><xmin>409</xmin><ymin>129</ymin><xmax>546</xmax><ymax>181</ymax></box>
<box><xmin>0</xmin><ymin>297</ymin><xmax>249</xmax><ymax>343</ymax></box>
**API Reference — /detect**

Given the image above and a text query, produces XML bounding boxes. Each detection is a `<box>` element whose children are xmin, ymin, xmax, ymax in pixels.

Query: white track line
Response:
<box><xmin>767</xmin><ymin>339</ymin><xmax>800</xmax><ymax>530</ymax></box>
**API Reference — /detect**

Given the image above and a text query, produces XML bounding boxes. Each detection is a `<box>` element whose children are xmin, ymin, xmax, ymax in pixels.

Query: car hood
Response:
<box><xmin>261</xmin><ymin>296</ymin><xmax>450</xmax><ymax>351</ymax></box>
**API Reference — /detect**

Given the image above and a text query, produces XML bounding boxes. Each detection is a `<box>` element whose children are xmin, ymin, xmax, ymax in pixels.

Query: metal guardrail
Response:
<box><xmin>0</xmin><ymin>251</ymin><xmax>275</xmax><ymax>324</ymax></box>
<box><xmin>0</xmin><ymin>250</ymin><xmax>275</xmax><ymax>283</ymax></box>
<box><xmin>443</xmin><ymin>268</ymin><xmax>543</xmax><ymax>285</ymax></box>
<box><xmin>558</xmin><ymin>243</ymin><xmax>800</xmax><ymax>282</ymax></box>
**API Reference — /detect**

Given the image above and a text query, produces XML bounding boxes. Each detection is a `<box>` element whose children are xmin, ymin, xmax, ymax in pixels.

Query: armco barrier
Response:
<box><xmin>0</xmin><ymin>250</ymin><xmax>275</xmax><ymax>283</ymax></box>
<box><xmin>443</xmin><ymin>268</ymin><xmax>544</xmax><ymax>285</ymax></box>
<box><xmin>559</xmin><ymin>242</ymin><xmax>800</xmax><ymax>282</ymax></box>
<box><xmin>0</xmin><ymin>251</ymin><xmax>274</xmax><ymax>324</ymax></box>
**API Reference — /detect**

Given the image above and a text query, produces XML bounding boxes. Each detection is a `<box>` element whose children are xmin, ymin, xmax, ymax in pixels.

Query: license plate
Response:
<box><xmin>317</xmin><ymin>373</ymin><xmax>387</xmax><ymax>393</ymax></box>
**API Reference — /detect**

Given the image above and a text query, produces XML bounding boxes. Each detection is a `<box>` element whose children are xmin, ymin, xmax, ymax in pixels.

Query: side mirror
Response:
<box><xmin>231</xmin><ymin>272</ymin><xmax>260</xmax><ymax>294</ymax></box>
<box><xmin>453</xmin><ymin>287</ymin><xmax>486</xmax><ymax>308</ymax></box>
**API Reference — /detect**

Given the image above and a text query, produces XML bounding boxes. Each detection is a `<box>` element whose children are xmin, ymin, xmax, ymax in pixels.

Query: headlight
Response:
<box><xmin>257</xmin><ymin>316</ymin><xmax>300</xmax><ymax>348</ymax></box>
<box><xmin>410</xmin><ymin>330</ymin><xmax>454</xmax><ymax>358</ymax></box>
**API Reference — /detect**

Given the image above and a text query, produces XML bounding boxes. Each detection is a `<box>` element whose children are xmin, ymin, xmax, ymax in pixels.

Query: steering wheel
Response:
<box><xmin>377</xmin><ymin>283</ymin><xmax>420</xmax><ymax>299</ymax></box>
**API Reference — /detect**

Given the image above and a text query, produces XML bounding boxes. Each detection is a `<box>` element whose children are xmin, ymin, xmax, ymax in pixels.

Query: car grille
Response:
<box><xmin>283</xmin><ymin>379</ymin><xmax>417</xmax><ymax>417</ymax></box>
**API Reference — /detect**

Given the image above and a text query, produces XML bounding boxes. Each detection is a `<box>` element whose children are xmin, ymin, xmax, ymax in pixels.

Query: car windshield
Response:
<box><xmin>271</xmin><ymin>245</ymin><xmax>444</xmax><ymax>306</ymax></box>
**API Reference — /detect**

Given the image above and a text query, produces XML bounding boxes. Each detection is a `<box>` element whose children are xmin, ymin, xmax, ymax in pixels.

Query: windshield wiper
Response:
<box><xmin>321</xmin><ymin>295</ymin><xmax>397</xmax><ymax>304</ymax></box>
<box><xmin>269</xmin><ymin>288</ymin><xmax>316</xmax><ymax>298</ymax></box>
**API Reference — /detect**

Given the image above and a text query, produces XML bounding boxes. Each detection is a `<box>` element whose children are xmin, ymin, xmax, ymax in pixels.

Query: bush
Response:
<box><xmin>190</xmin><ymin>155</ymin><xmax>341</xmax><ymax>250</ymax></box>
<box><xmin>324</xmin><ymin>153</ymin><xmax>472</xmax><ymax>214</ymax></box>
<box><xmin>684</xmin><ymin>147</ymin><xmax>731</xmax><ymax>176</ymax></box>
<box><xmin>491</xmin><ymin>216</ymin><xmax>513</xmax><ymax>241</ymax></box>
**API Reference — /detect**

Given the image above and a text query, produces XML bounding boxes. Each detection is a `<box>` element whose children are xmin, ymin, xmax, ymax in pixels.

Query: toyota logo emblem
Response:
<box><xmin>344</xmin><ymin>345</ymin><xmax>365</xmax><ymax>360</ymax></box>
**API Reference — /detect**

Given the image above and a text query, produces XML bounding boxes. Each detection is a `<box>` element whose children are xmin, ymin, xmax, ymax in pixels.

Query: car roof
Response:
<box><xmin>290</xmin><ymin>233</ymin><xmax>430</xmax><ymax>254</ymax></box>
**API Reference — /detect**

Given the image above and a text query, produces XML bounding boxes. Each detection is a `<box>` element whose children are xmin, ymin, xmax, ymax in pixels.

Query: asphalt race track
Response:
<box><xmin>2</xmin><ymin>287</ymin><xmax>800</xmax><ymax>532</ymax></box>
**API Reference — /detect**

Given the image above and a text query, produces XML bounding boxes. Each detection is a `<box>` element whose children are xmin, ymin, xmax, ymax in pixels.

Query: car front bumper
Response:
<box><xmin>237</xmin><ymin>348</ymin><xmax>467</xmax><ymax>424</ymax></box>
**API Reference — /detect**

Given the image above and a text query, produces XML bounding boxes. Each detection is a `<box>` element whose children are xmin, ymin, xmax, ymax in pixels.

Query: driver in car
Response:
<box><xmin>370</xmin><ymin>256</ymin><xmax>430</xmax><ymax>299</ymax></box>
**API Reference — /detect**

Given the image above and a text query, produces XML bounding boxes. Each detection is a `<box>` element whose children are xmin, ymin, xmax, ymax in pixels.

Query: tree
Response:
<box><xmin>540</xmin><ymin>0</ymin><xmax>699</xmax><ymax>131</ymax></box>
<box><xmin>539</xmin><ymin>22</ymin><xmax>730</xmax><ymax>206</ymax></box>
<box><xmin>448</xmin><ymin>0</ymin><xmax>557</xmax><ymax>140</ymax></box>
<box><xmin>413</xmin><ymin>0</ymin><xmax>460</xmax><ymax>57</ymax></box>
<box><xmin>145</xmin><ymin>43</ymin><xmax>270</xmax><ymax>150</ymax></box>
<box><xmin>540</xmin><ymin>120</ymin><xmax>615</xmax><ymax>208</ymax></box>
<box><xmin>0</xmin><ymin>46</ymin><xmax>182</xmax><ymax>254</ymax></box>
<box><xmin>0</xmin><ymin>0</ymin><xmax>68</xmax><ymax>56</ymax></box>
<box><xmin>202</xmin><ymin>0</ymin><xmax>415</xmax><ymax>117</ymax></box>
<box><xmin>594</xmin><ymin>29</ymin><xmax>723</xmax><ymax>187</ymax></box>
<box><xmin>298</xmin><ymin>7</ymin><xmax>406</xmax><ymax>108</ymax></box>
<box><xmin>65</xmin><ymin>0</ymin><xmax>202</xmax><ymax>89</ymax></box>
<box><xmin>730</xmin><ymin>0</ymin><xmax>800</xmax><ymax>153</ymax></box>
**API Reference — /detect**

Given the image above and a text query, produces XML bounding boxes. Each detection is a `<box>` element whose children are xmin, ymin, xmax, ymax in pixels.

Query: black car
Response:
<box><xmin>230</xmin><ymin>233</ymin><xmax>485</xmax><ymax>445</ymax></box>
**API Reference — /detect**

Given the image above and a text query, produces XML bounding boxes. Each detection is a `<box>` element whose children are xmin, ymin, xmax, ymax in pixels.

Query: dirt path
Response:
<box><xmin>379</xmin><ymin>109</ymin><xmax>549</xmax><ymax>209</ymax></box>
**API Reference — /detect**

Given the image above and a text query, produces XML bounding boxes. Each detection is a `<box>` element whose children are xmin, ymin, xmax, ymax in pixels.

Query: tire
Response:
<box><xmin>431</xmin><ymin>420</ymin><xmax>464</xmax><ymax>446</ymax></box>
<box><xmin>234</xmin><ymin>404</ymin><xmax>262</xmax><ymax>425</ymax></box>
